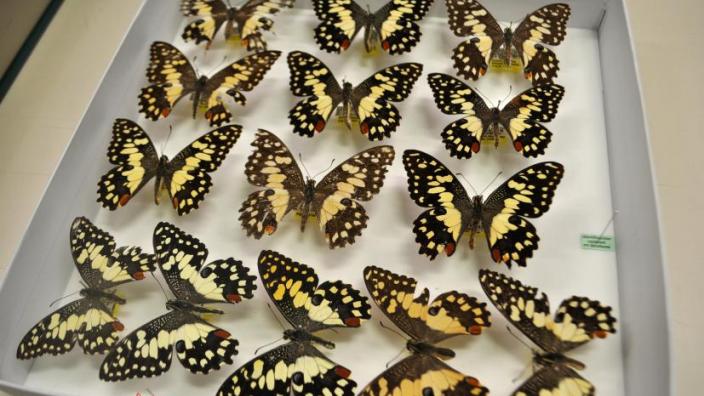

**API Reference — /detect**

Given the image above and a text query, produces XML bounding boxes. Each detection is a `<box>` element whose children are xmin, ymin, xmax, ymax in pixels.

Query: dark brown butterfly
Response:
<box><xmin>446</xmin><ymin>0</ymin><xmax>570</xmax><ymax>84</ymax></box>
<box><xmin>480</xmin><ymin>270</ymin><xmax>617</xmax><ymax>395</ymax></box>
<box><xmin>138</xmin><ymin>41</ymin><xmax>280</xmax><ymax>127</ymax></box>
<box><xmin>239</xmin><ymin>129</ymin><xmax>395</xmax><ymax>248</ymax></box>
<box><xmin>181</xmin><ymin>0</ymin><xmax>295</xmax><ymax>51</ymax></box>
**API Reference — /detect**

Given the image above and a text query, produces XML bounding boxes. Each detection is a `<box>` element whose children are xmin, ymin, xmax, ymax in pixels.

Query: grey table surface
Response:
<box><xmin>0</xmin><ymin>0</ymin><xmax>701</xmax><ymax>394</ymax></box>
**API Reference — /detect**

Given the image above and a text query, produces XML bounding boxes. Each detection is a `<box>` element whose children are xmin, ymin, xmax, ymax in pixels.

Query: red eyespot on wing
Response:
<box><xmin>467</xmin><ymin>377</ymin><xmax>480</xmax><ymax>387</ymax></box>
<box><xmin>334</xmin><ymin>365</ymin><xmax>351</xmax><ymax>379</ymax></box>
<box><xmin>118</xmin><ymin>194</ymin><xmax>131</xmax><ymax>207</ymax></box>
<box><xmin>360</xmin><ymin>122</ymin><xmax>369</xmax><ymax>135</ymax></box>
<box><xmin>471</xmin><ymin>142</ymin><xmax>481</xmax><ymax>153</ymax></box>
<box><xmin>161</xmin><ymin>108</ymin><xmax>171</xmax><ymax>117</ymax></box>
<box><xmin>112</xmin><ymin>321</ymin><xmax>125</xmax><ymax>331</ymax></box>
<box><xmin>491</xmin><ymin>248</ymin><xmax>502</xmax><ymax>262</ymax></box>
<box><xmin>524</xmin><ymin>71</ymin><xmax>533</xmax><ymax>80</ymax></box>
<box><xmin>172</xmin><ymin>197</ymin><xmax>179</xmax><ymax>209</ymax></box>
<box><xmin>344</xmin><ymin>317</ymin><xmax>361</xmax><ymax>327</ymax></box>
<box><xmin>241</xmin><ymin>39</ymin><xmax>249</xmax><ymax>47</ymax></box>
<box><xmin>382</xmin><ymin>40</ymin><xmax>390</xmax><ymax>51</ymax></box>
<box><xmin>444</xmin><ymin>243</ymin><xmax>456</xmax><ymax>256</ymax></box>
<box><xmin>227</xmin><ymin>294</ymin><xmax>242</xmax><ymax>303</ymax></box>
<box><xmin>469</xmin><ymin>325</ymin><xmax>482</xmax><ymax>335</ymax></box>
<box><xmin>341</xmin><ymin>39</ymin><xmax>350</xmax><ymax>50</ymax></box>
<box><xmin>315</xmin><ymin>119</ymin><xmax>326</xmax><ymax>132</ymax></box>
<box><xmin>593</xmin><ymin>330</ymin><xmax>608</xmax><ymax>339</ymax></box>
<box><xmin>264</xmin><ymin>225</ymin><xmax>276</xmax><ymax>235</ymax></box>
<box><xmin>205</xmin><ymin>111</ymin><xmax>212</xmax><ymax>120</ymax></box>
<box><xmin>480</xmin><ymin>67</ymin><xmax>487</xmax><ymax>76</ymax></box>
<box><xmin>514</xmin><ymin>141</ymin><xmax>524</xmax><ymax>152</ymax></box>
<box><xmin>214</xmin><ymin>330</ymin><xmax>231</xmax><ymax>339</ymax></box>
<box><xmin>132</xmin><ymin>271</ymin><xmax>145</xmax><ymax>280</ymax></box>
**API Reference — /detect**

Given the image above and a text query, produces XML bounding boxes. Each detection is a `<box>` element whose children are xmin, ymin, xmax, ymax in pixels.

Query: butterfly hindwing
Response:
<box><xmin>313</xmin><ymin>146</ymin><xmax>395</xmax><ymax>248</ymax></box>
<box><xmin>164</xmin><ymin>124</ymin><xmax>241</xmax><ymax>215</ymax></box>
<box><xmin>427</xmin><ymin>73</ymin><xmax>493</xmax><ymax>158</ymax></box>
<box><xmin>99</xmin><ymin>310</ymin><xmax>237</xmax><ymax>380</ymax></box>
<box><xmin>287</xmin><ymin>51</ymin><xmax>344</xmax><ymax>136</ymax></box>
<box><xmin>312</xmin><ymin>0</ymin><xmax>367</xmax><ymax>53</ymax></box>
<box><xmin>351</xmin><ymin>63</ymin><xmax>423</xmax><ymax>140</ymax></box>
<box><xmin>514</xmin><ymin>364</ymin><xmax>594</xmax><ymax>396</ymax></box>
<box><xmin>239</xmin><ymin>129</ymin><xmax>306</xmax><ymax>238</ymax></box>
<box><xmin>97</xmin><ymin>119</ymin><xmax>159</xmax><ymax>210</ymax></box>
<box><xmin>139</xmin><ymin>42</ymin><xmax>197</xmax><ymax>120</ymax></box>
<box><xmin>481</xmin><ymin>162</ymin><xmax>564</xmax><ymax>266</ymax></box>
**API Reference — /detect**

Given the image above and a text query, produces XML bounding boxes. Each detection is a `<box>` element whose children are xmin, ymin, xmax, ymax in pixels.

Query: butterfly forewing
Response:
<box><xmin>97</xmin><ymin>119</ymin><xmax>159</xmax><ymax>210</ymax></box>
<box><xmin>514</xmin><ymin>365</ymin><xmax>594</xmax><ymax>396</ymax></box>
<box><xmin>312</xmin><ymin>0</ymin><xmax>367</xmax><ymax>53</ymax></box>
<box><xmin>239</xmin><ymin>129</ymin><xmax>306</xmax><ymax>238</ymax></box>
<box><xmin>351</xmin><ymin>63</ymin><xmax>423</xmax><ymax>140</ymax></box>
<box><xmin>165</xmin><ymin>124</ymin><xmax>241</xmax><ymax>215</ymax></box>
<box><xmin>287</xmin><ymin>51</ymin><xmax>344</xmax><ymax>137</ymax></box>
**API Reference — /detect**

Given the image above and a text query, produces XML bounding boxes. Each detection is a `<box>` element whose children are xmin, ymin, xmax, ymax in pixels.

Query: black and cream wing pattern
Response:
<box><xmin>480</xmin><ymin>270</ymin><xmax>617</xmax><ymax>395</ymax></box>
<box><xmin>17</xmin><ymin>217</ymin><xmax>155</xmax><ymax>359</ymax></box>
<box><xmin>427</xmin><ymin>73</ymin><xmax>565</xmax><ymax>158</ymax></box>
<box><xmin>99</xmin><ymin>222</ymin><xmax>257</xmax><ymax>381</ymax></box>
<box><xmin>313</xmin><ymin>0</ymin><xmax>434</xmax><ymax>54</ymax></box>
<box><xmin>97</xmin><ymin>118</ymin><xmax>241</xmax><ymax>215</ymax></box>
<box><xmin>138</xmin><ymin>41</ymin><xmax>280</xmax><ymax>126</ymax></box>
<box><xmin>217</xmin><ymin>250</ymin><xmax>371</xmax><ymax>396</ymax></box>
<box><xmin>403</xmin><ymin>150</ymin><xmax>564</xmax><ymax>267</ymax></box>
<box><xmin>239</xmin><ymin>129</ymin><xmax>395</xmax><ymax>248</ymax></box>
<box><xmin>360</xmin><ymin>266</ymin><xmax>491</xmax><ymax>396</ymax></box>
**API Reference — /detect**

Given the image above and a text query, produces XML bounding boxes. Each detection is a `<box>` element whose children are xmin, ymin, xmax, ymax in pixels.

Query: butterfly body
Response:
<box><xmin>533</xmin><ymin>351</ymin><xmax>586</xmax><ymax>371</ymax></box>
<box><xmin>284</xmin><ymin>328</ymin><xmax>336</xmax><ymax>350</ymax></box>
<box><xmin>406</xmin><ymin>339</ymin><xmax>455</xmax><ymax>359</ymax></box>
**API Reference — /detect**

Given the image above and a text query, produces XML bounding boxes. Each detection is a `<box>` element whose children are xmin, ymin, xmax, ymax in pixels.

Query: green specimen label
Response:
<box><xmin>580</xmin><ymin>234</ymin><xmax>615</xmax><ymax>251</ymax></box>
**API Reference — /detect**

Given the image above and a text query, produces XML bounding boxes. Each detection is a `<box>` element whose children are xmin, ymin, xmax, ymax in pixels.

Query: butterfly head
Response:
<box><xmin>534</xmin><ymin>351</ymin><xmax>586</xmax><ymax>371</ymax></box>
<box><xmin>407</xmin><ymin>339</ymin><xmax>456</xmax><ymax>359</ymax></box>
<box><xmin>197</xmin><ymin>75</ymin><xmax>208</xmax><ymax>87</ymax></box>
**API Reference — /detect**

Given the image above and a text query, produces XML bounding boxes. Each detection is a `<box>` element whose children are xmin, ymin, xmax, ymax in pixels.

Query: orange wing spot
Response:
<box><xmin>514</xmin><ymin>141</ymin><xmax>524</xmax><ymax>152</ymax></box>
<box><xmin>214</xmin><ymin>330</ymin><xmax>231</xmax><ymax>339</ymax></box>
<box><xmin>524</xmin><ymin>71</ymin><xmax>533</xmax><ymax>80</ymax></box>
<box><xmin>341</xmin><ymin>39</ymin><xmax>350</xmax><ymax>50</ymax></box>
<box><xmin>315</xmin><ymin>119</ymin><xmax>326</xmax><ymax>132</ymax></box>
<box><xmin>264</xmin><ymin>225</ymin><xmax>277</xmax><ymax>235</ymax></box>
<box><xmin>467</xmin><ymin>377</ymin><xmax>480</xmax><ymax>387</ymax></box>
<box><xmin>360</xmin><ymin>122</ymin><xmax>369</xmax><ymax>135</ymax></box>
<box><xmin>112</xmin><ymin>321</ymin><xmax>125</xmax><ymax>331</ymax></box>
<box><xmin>471</xmin><ymin>142</ymin><xmax>480</xmax><ymax>153</ymax></box>
<box><xmin>382</xmin><ymin>40</ymin><xmax>390</xmax><ymax>51</ymax></box>
<box><xmin>593</xmin><ymin>330</ymin><xmax>608</xmax><ymax>339</ymax></box>
<box><xmin>226</xmin><ymin>294</ymin><xmax>242</xmax><ymax>303</ymax></box>
<box><xmin>161</xmin><ymin>108</ymin><xmax>171</xmax><ymax>117</ymax></box>
<box><xmin>241</xmin><ymin>38</ymin><xmax>249</xmax><ymax>47</ymax></box>
<box><xmin>344</xmin><ymin>317</ymin><xmax>361</xmax><ymax>327</ymax></box>
<box><xmin>491</xmin><ymin>248</ymin><xmax>502</xmax><ymax>262</ymax></box>
<box><xmin>118</xmin><ymin>194</ymin><xmax>131</xmax><ymax>207</ymax></box>
<box><xmin>480</xmin><ymin>67</ymin><xmax>487</xmax><ymax>76</ymax></box>
<box><xmin>334</xmin><ymin>365</ymin><xmax>351</xmax><ymax>379</ymax></box>
<box><xmin>444</xmin><ymin>243</ymin><xmax>456</xmax><ymax>256</ymax></box>
<box><xmin>172</xmin><ymin>197</ymin><xmax>179</xmax><ymax>209</ymax></box>
<box><xmin>205</xmin><ymin>110</ymin><xmax>213</xmax><ymax>120</ymax></box>
<box><xmin>132</xmin><ymin>271</ymin><xmax>145</xmax><ymax>281</ymax></box>
<box><xmin>469</xmin><ymin>325</ymin><xmax>483</xmax><ymax>335</ymax></box>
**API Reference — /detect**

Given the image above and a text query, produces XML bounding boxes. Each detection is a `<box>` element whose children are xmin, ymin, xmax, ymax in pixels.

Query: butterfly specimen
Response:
<box><xmin>217</xmin><ymin>250</ymin><xmax>371</xmax><ymax>396</ymax></box>
<box><xmin>17</xmin><ymin>217</ymin><xmax>155</xmax><ymax>360</ymax></box>
<box><xmin>360</xmin><ymin>266</ymin><xmax>491</xmax><ymax>396</ymax></box>
<box><xmin>403</xmin><ymin>150</ymin><xmax>564</xmax><ymax>267</ymax></box>
<box><xmin>96</xmin><ymin>118</ymin><xmax>240</xmax><ymax>215</ymax></box>
<box><xmin>287</xmin><ymin>51</ymin><xmax>422</xmax><ymax>140</ymax></box>
<box><xmin>99</xmin><ymin>222</ymin><xmax>257</xmax><ymax>381</ymax></box>
<box><xmin>479</xmin><ymin>270</ymin><xmax>617</xmax><ymax>395</ymax></box>
<box><xmin>181</xmin><ymin>0</ymin><xmax>295</xmax><ymax>51</ymax></box>
<box><xmin>138</xmin><ymin>41</ymin><xmax>280</xmax><ymax>126</ymax></box>
<box><xmin>427</xmin><ymin>73</ymin><xmax>565</xmax><ymax>159</ymax></box>
<box><xmin>446</xmin><ymin>1</ymin><xmax>571</xmax><ymax>84</ymax></box>
<box><xmin>313</xmin><ymin>0</ymin><xmax>434</xmax><ymax>55</ymax></box>
<box><xmin>239</xmin><ymin>129</ymin><xmax>395</xmax><ymax>248</ymax></box>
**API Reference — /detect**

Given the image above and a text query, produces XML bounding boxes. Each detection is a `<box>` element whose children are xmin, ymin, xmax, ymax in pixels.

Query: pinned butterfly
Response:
<box><xmin>313</xmin><ymin>0</ymin><xmax>435</xmax><ymax>54</ymax></box>
<box><xmin>446</xmin><ymin>0</ymin><xmax>571</xmax><ymax>84</ymax></box>
<box><xmin>217</xmin><ymin>250</ymin><xmax>371</xmax><ymax>396</ymax></box>
<box><xmin>17</xmin><ymin>217</ymin><xmax>155</xmax><ymax>360</ymax></box>
<box><xmin>138</xmin><ymin>41</ymin><xmax>279</xmax><ymax>126</ymax></box>
<box><xmin>97</xmin><ymin>119</ymin><xmax>239</xmax><ymax>215</ymax></box>
<box><xmin>287</xmin><ymin>51</ymin><xmax>422</xmax><ymax>140</ymax></box>
<box><xmin>100</xmin><ymin>222</ymin><xmax>257</xmax><ymax>381</ymax></box>
<box><xmin>239</xmin><ymin>129</ymin><xmax>395</xmax><ymax>248</ymax></box>
<box><xmin>480</xmin><ymin>270</ymin><xmax>617</xmax><ymax>395</ymax></box>
<box><xmin>181</xmin><ymin>0</ymin><xmax>295</xmax><ymax>51</ymax></box>
<box><xmin>403</xmin><ymin>150</ymin><xmax>564</xmax><ymax>267</ymax></box>
<box><xmin>360</xmin><ymin>266</ymin><xmax>491</xmax><ymax>396</ymax></box>
<box><xmin>428</xmin><ymin>73</ymin><xmax>565</xmax><ymax>158</ymax></box>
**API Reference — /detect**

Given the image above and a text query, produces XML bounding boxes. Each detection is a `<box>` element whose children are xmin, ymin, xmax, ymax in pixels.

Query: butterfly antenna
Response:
<box><xmin>499</xmin><ymin>85</ymin><xmax>513</xmax><ymax>108</ymax></box>
<box><xmin>160</xmin><ymin>125</ymin><xmax>174</xmax><ymax>155</ymax></box>
<box><xmin>266</xmin><ymin>303</ymin><xmax>287</xmax><ymax>331</ymax></box>
<box><xmin>379</xmin><ymin>321</ymin><xmax>407</xmax><ymax>341</ymax></box>
<box><xmin>455</xmin><ymin>172</ymin><xmax>479</xmax><ymax>196</ymax></box>
<box><xmin>254</xmin><ymin>336</ymin><xmax>284</xmax><ymax>355</ymax></box>
<box><xmin>150</xmin><ymin>272</ymin><xmax>170</xmax><ymax>301</ymax></box>
<box><xmin>385</xmin><ymin>346</ymin><xmax>407</xmax><ymax>369</ymax></box>
<box><xmin>479</xmin><ymin>171</ymin><xmax>504</xmax><ymax>196</ymax></box>
<box><xmin>472</xmin><ymin>86</ymin><xmax>495</xmax><ymax>108</ymax></box>
<box><xmin>512</xmin><ymin>359</ymin><xmax>532</xmax><ymax>383</ymax></box>
<box><xmin>311</xmin><ymin>158</ymin><xmax>336</xmax><ymax>180</ymax></box>
<box><xmin>298</xmin><ymin>153</ymin><xmax>312</xmax><ymax>179</ymax></box>
<box><xmin>192</xmin><ymin>55</ymin><xmax>200</xmax><ymax>75</ymax></box>
<box><xmin>48</xmin><ymin>290</ymin><xmax>82</xmax><ymax>308</ymax></box>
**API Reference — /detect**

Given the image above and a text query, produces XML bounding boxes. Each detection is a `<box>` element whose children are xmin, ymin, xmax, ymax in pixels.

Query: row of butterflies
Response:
<box><xmin>99</xmin><ymin>122</ymin><xmax>563</xmax><ymax>268</ymax></box>
<box><xmin>179</xmin><ymin>0</ymin><xmax>571</xmax><ymax>85</ymax></box>
<box><xmin>17</xmin><ymin>217</ymin><xmax>616</xmax><ymax>395</ymax></box>
<box><xmin>142</xmin><ymin>43</ymin><xmax>565</xmax><ymax>147</ymax></box>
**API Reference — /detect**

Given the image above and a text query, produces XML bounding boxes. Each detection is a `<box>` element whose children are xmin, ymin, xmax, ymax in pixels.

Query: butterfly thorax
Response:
<box><xmin>340</xmin><ymin>82</ymin><xmax>354</xmax><ymax>130</ymax></box>
<box><xmin>283</xmin><ymin>328</ymin><xmax>335</xmax><ymax>350</ymax></box>
<box><xmin>298</xmin><ymin>179</ymin><xmax>317</xmax><ymax>232</ymax></box>
<box><xmin>81</xmin><ymin>288</ymin><xmax>126</xmax><ymax>305</ymax></box>
<box><xmin>362</xmin><ymin>9</ymin><xmax>380</xmax><ymax>53</ymax></box>
<box><xmin>154</xmin><ymin>155</ymin><xmax>171</xmax><ymax>207</ymax></box>
<box><xmin>499</xmin><ymin>27</ymin><xmax>516</xmax><ymax>65</ymax></box>
<box><xmin>407</xmin><ymin>339</ymin><xmax>456</xmax><ymax>359</ymax></box>
<box><xmin>166</xmin><ymin>299</ymin><xmax>224</xmax><ymax>315</ymax></box>
<box><xmin>466</xmin><ymin>195</ymin><xmax>485</xmax><ymax>250</ymax></box>
<box><xmin>534</xmin><ymin>351</ymin><xmax>586</xmax><ymax>371</ymax></box>
<box><xmin>191</xmin><ymin>75</ymin><xmax>209</xmax><ymax>119</ymax></box>
<box><xmin>486</xmin><ymin>107</ymin><xmax>505</xmax><ymax>147</ymax></box>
